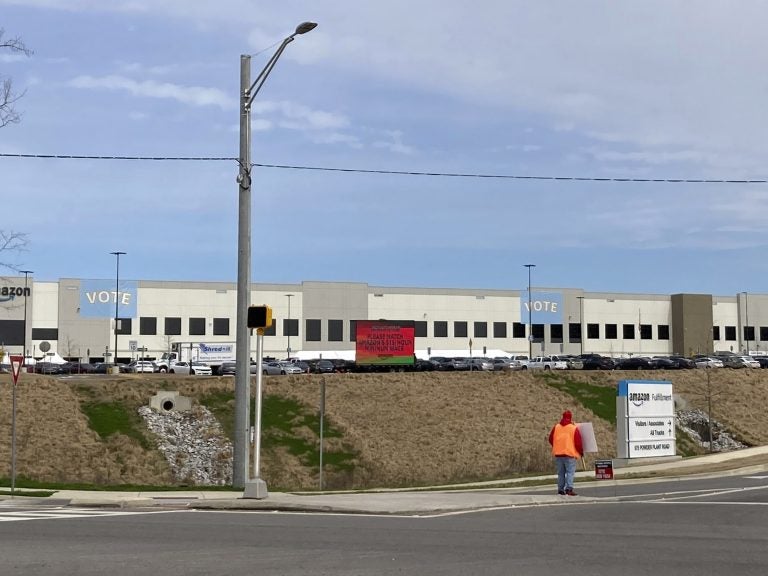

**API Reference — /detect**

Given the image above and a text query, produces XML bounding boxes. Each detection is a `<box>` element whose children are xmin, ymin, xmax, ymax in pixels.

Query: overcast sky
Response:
<box><xmin>2</xmin><ymin>1</ymin><xmax>768</xmax><ymax>296</ymax></box>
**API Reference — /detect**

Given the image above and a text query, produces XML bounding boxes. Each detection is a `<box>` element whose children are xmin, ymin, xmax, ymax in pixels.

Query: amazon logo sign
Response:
<box><xmin>0</xmin><ymin>285</ymin><xmax>31</xmax><ymax>303</ymax></box>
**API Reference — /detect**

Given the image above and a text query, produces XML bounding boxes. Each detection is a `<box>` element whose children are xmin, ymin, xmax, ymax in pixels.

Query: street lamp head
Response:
<box><xmin>294</xmin><ymin>22</ymin><xmax>318</xmax><ymax>35</ymax></box>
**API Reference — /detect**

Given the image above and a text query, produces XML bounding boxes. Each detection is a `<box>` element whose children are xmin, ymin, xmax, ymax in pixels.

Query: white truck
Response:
<box><xmin>525</xmin><ymin>355</ymin><xmax>569</xmax><ymax>370</ymax></box>
<box><xmin>155</xmin><ymin>342</ymin><xmax>236</xmax><ymax>374</ymax></box>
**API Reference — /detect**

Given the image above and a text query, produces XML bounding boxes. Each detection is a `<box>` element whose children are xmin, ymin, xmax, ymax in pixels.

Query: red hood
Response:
<box><xmin>560</xmin><ymin>414</ymin><xmax>573</xmax><ymax>426</ymax></box>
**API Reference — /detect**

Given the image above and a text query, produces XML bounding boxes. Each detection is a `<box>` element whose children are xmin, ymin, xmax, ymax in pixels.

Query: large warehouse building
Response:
<box><xmin>0</xmin><ymin>276</ymin><xmax>764</xmax><ymax>363</ymax></box>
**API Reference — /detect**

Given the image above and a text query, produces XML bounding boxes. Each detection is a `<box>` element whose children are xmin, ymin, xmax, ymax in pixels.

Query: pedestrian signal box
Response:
<box><xmin>247</xmin><ymin>305</ymin><xmax>273</xmax><ymax>329</ymax></box>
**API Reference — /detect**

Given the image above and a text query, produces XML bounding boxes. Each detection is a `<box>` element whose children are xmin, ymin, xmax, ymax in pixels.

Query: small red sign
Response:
<box><xmin>9</xmin><ymin>355</ymin><xmax>23</xmax><ymax>386</ymax></box>
<box><xmin>595</xmin><ymin>459</ymin><xmax>614</xmax><ymax>480</ymax></box>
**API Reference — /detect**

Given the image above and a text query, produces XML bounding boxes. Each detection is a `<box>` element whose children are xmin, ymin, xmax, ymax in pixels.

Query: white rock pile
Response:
<box><xmin>138</xmin><ymin>404</ymin><xmax>233</xmax><ymax>486</ymax></box>
<box><xmin>676</xmin><ymin>408</ymin><xmax>747</xmax><ymax>452</ymax></box>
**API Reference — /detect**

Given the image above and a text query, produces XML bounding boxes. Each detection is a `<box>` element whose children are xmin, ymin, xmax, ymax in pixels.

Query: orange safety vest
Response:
<box><xmin>551</xmin><ymin>423</ymin><xmax>579</xmax><ymax>458</ymax></box>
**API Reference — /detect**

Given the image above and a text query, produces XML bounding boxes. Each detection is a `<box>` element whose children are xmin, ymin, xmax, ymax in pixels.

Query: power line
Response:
<box><xmin>1</xmin><ymin>152</ymin><xmax>766</xmax><ymax>184</ymax></box>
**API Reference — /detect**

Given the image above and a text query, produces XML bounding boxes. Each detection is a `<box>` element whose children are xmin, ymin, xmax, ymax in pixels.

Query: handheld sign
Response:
<box><xmin>10</xmin><ymin>355</ymin><xmax>23</xmax><ymax>386</ymax></box>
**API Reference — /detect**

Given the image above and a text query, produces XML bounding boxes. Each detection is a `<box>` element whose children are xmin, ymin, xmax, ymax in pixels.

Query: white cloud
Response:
<box><xmin>68</xmin><ymin>74</ymin><xmax>236</xmax><ymax>109</ymax></box>
<box><xmin>373</xmin><ymin>130</ymin><xmax>414</xmax><ymax>155</ymax></box>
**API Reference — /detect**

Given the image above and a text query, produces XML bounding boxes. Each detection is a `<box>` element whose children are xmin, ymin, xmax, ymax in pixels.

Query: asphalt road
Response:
<box><xmin>1</xmin><ymin>473</ymin><xmax>766</xmax><ymax>576</ymax></box>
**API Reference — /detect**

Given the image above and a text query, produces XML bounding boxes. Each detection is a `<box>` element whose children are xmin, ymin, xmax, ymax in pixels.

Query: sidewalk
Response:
<box><xmin>16</xmin><ymin>445</ymin><xmax>768</xmax><ymax>516</ymax></box>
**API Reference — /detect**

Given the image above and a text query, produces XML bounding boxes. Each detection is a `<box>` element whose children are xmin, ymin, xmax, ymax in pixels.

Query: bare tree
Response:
<box><xmin>1</xmin><ymin>28</ymin><xmax>32</xmax><ymax>128</ymax></box>
<box><xmin>0</xmin><ymin>230</ymin><xmax>28</xmax><ymax>273</ymax></box>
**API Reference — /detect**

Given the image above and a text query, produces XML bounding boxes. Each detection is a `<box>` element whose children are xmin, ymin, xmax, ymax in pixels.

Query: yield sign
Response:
<box><xmin>9</xmin><ymin>355</ymin><xmax>23</xmax><ymax>386</ymax></box>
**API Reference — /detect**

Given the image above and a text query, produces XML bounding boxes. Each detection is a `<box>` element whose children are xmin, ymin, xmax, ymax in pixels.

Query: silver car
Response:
<box><xmin>279</xmin><ymin>362</ymin><xmax>305</xmax><ymax>375</ymax></box>
<box><xmin>694</xmin><ymin>357</ymin><xmax>724</xmax><ymax>369</ymax></box>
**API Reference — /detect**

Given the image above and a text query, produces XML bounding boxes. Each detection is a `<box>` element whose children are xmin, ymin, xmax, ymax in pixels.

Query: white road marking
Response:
<box><xmin>0</xmin><ymin>507</ymin><xmax>179</xmax><ymax>522</ymax></box>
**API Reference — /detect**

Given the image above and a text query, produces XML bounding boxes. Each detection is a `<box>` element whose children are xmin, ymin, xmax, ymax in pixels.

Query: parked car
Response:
<box><xmin>467</xmin><ymin>358</ymin><xmax>495</xmax><ymax>371</ymax></box>
<box><xmin>695</xmin><ymin>357</ymin><xmax>724</xmax><ymax>369</ymax></box>
<box><xmin>578</xmin><ymin>354</ymin><xmax>615</xmax><ymax>370</ymax></box>
<box><xmin>669</xmin><ymin>356</ymin><xmax>696</xmax><ymax>369</ymax></box>
<box><xmin>616</xmin><ymin>356</ymin><xmax>654</xmax><ymax>370</ymax></box>
<box><xmin>278</xmin><ymin>361</ymin><xmax>305</xmax><ymax>375</ymax></box>
<box><xmin>313</xmin><ymin>359</ymin><xmax>335</xmax><ymax>374</ymax></box>
<box><xmin>127</xmin><ymin>360</ymin><xmax>156</xmax><ymax>373</ymax></box>
<box><xmin>61</xmin><ymin>362</ymin><xmax>96</xmax><ymax>374</ymax></box>
<box><xmin>219</xmin><ymin>361</ymin><xmax>237</xmax><ymax>375</ymax></box>
<box><xmin>261</xmin><ymin>361</ymin><xmax>283</xmax><ymax>375</ymax></box>
<box><xmin>526</xmin><ymin>356</ymin><xmax>568</xmax><ymax>370</ymax></box>
<box><xmin>413</xmin><ymin>358</ymin><xmax>436</xmax><ymax>371</ymax></box>
<box><xmin>169</xmin><ymin>361</ymin><xmax>213</xmax><ymax>375</ymax></box>
<box><xmin>650</xmin><ymin>356</ymin><xmax>678</xmax><ymax>370</ymax></box>
<box><xmin>753</xmin><ymin>356</ymin><xmax>768</xmax><ymax>369</ymax></box>
<box><xmin>723</xmin><ymin>355</ymin><xmax>761</xmax><ymax>369</ymax></box>
<box><xmin>492</xmin><ymin>357</ymin><xmax>522</xmax><ymax>371</ymax></box>
<box><xmin>553</xmin><ymin>355</ymin><xmax>583</xmax><ymax>370</ymax></box>
<box><xmin>292</xmin><ymin>360</ymin><xmax>311</xmax><ymax>374</ymax></box>
<box><xmin>31</xmin><ymin>362</ymin><xmax>65</xmax><ymax>375</ymax></box>
<box><xmin>448</xmin><ymin>357</ymin><xmax>470</xmax><ymax>371</ymax></box>
<box><xmin>429</xmin><ymin>357</ymin><xmax>453</xmax><ymax>371</ymax></box>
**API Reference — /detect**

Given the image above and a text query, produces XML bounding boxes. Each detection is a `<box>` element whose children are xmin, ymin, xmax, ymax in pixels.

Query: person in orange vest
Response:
<box><xmin>548</xmin><ymin>410</ymin><xmax>583</xmax><ymax>496</ymax></box>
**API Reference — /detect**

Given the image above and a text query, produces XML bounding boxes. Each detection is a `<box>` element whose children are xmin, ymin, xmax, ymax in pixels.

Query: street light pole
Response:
<box><xmin>285</xmin><ymin>293</ymin><xmax>294</xmax><ymax>359</ymax></box>
<box><xmin>20</xmin><ymin>270</ymin><xmax>33</xmax><ymax>361</ymax></box>
<box><xmin>235</xmin><ymin>22</ymin><xmax>317</xmax><ymax>495</ymax></box>
<box><xmin>577</xmin><ymin>296</ymin><xmax>584</xmax><ymax>356</ymax></box>
<box><xmin>743</xmin><ymin>292</ymin><xmax>750</xmax><ymax>354</ymax></box>
<box><xmin>110</xmin><ymin>251</ymin><xmax>125</xmax><ymax>374</ymax></box>
<box><xmin>524</xmin><ymin>264</ymin><xmax>536</xmax><ymax>360</ymax></box>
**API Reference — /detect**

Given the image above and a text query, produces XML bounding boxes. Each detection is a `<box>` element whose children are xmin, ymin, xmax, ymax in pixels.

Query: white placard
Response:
<box><xmin>577</xmin><ymin>422</ymin><xmax>598</xmax><ymax>453</ymax></box>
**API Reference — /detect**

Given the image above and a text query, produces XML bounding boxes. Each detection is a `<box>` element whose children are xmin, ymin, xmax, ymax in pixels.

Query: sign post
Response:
<box><xmin>9</xmin><ymin>355</ymin><xmax>23</xmax><ymax>496</ymax></box>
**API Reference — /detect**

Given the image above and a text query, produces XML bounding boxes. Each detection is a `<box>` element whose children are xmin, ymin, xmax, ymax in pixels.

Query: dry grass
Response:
<box><xmin>0</xmin><ymin>368</ymin><xmax>765</xmax><ymax>489</ymax></box>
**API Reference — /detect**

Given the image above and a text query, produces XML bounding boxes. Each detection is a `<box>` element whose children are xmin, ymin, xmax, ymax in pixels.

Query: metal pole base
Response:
<box><xmin>243</xmin><ymin>478</ymin><xmax>269</xmax><ymax>499</ymax></box>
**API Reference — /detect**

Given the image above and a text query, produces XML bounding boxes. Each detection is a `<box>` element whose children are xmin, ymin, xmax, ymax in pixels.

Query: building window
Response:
<box><xmin>140</xmin><ymin>317</ymin><xmax>157</xmax><ymax>336</ymax></box>
<box><xmin>328</xmin><ymin>319</ymin><xmax>343</xmax><ymax>342</ymax></box>
<box><xmin>349</xmin><ymin>320</ymin><xmax>357</xmax><ymax>342</ymax></box>
<box><xmin>284</xmin><ymin>318</ymin><xmax>299</xmax><ymax>337</ymax></box>
<box><xmin>605</xmin><ymin>324</ymin><xmax>617</xmax><ymax>340</ymax></box>
<box><xmin>31</xmin><ymin>327</ymin><xmax>58</xmax><ymax>341</ymax></box>
<box><xmin>306</xmin><ymin>319</ymin><xmax>321</xmax><ymax>342</ymax></box>
<box><xmin>725</xmin><ymin>326</ymin><xmax>736</xmax><ymax>341</ymax></box>
<box><xmin>189</xmin><ymin>318</ymin><xmax>205</xmax><ymax>336</ymax></box>
<box><xmin>434</xmin><ymin>321</ymin><xmax>448</xmax><ymax>338</ymax></box>
<box><xmin>623</xmin><ymin>324</ymin><xmax>635</xmax><ymax>339</ymax></box>
<box><xmin>264</xmin><ymin>318</ymin><xmax>277</xmax><ymax>336</ymax></box>
<box><xmin>415</xmin><ymin>321</ymin><xmax>427</xmax><ymax>338</ymax></box>
<box><xmin>165</xmin><ymin>317</ymin><xmax>181</xmax><ymax>336</ymax></box>
<box><xmin>550</xmin><ymin>324</ymin><xmax>563</xmax><ymax>343</ymax></box>
<box><xmin>213</xmin><ymin>317</ymin><xmax>229</xmax><ymax>336</ymax></box>
<box><xmin>658</xmin><ymin>325</ymin><xmax>670</xmax><ymax>340</ymax></box>
<box><xmin>587</xmin><ymin>323</ymin><xmax>600</xmax><ymax>339</ymax></box>
<box><xmin>454</xmin><ymin>321</ymin><xmax>467</xmax><ymax>338</ymax></box>
<box><xmin>744</xmin><ymin>326</ymin><xmax>755</xmax><ymax>342</ymax></box>
<box><xmin>568</xmin><ymin>323</ymin><xmax>581</xmax><ymax>343</ymax></box>
<box><xmin>532</xmin><ymin>324</ymin><xmax>544</xmax><ymax>341</ymax></box>
<box><xmin>116</xmin><ymin>318</ymin><xmax>132</xmax><ymax>335</ymax></box>
<box><xmin>640</xmin><ymin>324</ymin><xmax>652</xmax><ymax>340</ymax></box>
<box><xmin>0</xmin><ymin>320</ymin><xmax>23</xmax><ymax>345</ymax></box>
<box><xmin>493</xmin><ymin>322</ymin><xmax>507</xmax><ymax>338</ymax></box>
<box><xmin>761</xmin><ymin>326</ymin><xmax>768</xmax><ymax>342</ymax></box>
<box><xmin>713</xmin><ymin>326</ymin><xmax>720</xmax><ymax>341</ymax></box>
<box><xmin>512</xmin><ymin>322</ymin><xmax>526</xmax><ymax>338</ymax></box>
<box><xmin>474</xmin><ymin>322</ymin><xmax>487</xmax><ymax>338</ymax></box>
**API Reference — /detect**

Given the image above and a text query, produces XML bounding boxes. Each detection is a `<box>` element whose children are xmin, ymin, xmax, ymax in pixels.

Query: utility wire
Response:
<box><xmin>1</xmin><ymin>152</ymin><xmax>766</xmax><ymax>184</ymax></box>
